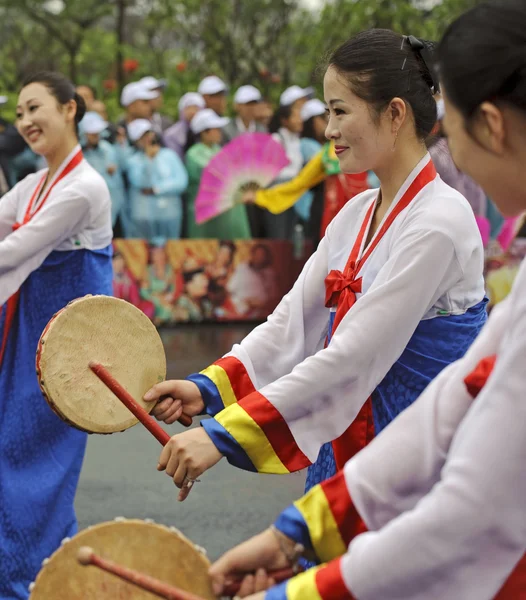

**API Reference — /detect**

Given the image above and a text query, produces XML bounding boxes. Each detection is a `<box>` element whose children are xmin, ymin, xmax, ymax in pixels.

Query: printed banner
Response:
<box><xmin>112</xmin><ymin>239</ymin><xmax>306</xmax><ymax>324</ymax></box>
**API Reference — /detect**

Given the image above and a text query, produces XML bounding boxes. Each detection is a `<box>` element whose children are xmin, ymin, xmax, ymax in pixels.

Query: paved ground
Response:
<box><xmin>75</xmin><ymin>324</ymin><xmax>306</xmax><ymax>561</ymax></box>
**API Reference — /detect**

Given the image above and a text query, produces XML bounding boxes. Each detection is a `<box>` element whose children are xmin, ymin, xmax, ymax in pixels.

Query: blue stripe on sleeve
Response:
<box><xmin>187</xmin><ymin>373</ymin><xmax>224</xmax><ymax>416</ymax></box>
<box><xmin>274</xmin><ymin>504</ymin><xmax>314</xmax><ymax>551</ymax></box>
<box><xmin>201</xmin><ymin>418</ymin><xmax>257</xmax><ymax>472</ymax></box>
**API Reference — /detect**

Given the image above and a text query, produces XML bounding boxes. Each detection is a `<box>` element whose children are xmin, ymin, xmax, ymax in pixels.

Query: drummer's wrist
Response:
<box><xmin>268</xmin><ymin>526</ymin><xmax>304</xmax><ymax>566</ymax></box>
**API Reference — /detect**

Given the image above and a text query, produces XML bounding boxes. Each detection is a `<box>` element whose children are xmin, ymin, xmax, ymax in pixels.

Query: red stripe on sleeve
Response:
<box><xmin>315</xmin><ymin>557</ymin><xmax>356</xmax><ymax>599</ymax></box>
<box><xmin>215</xmin><ymin>356</ymin><xmax>256</xmax><ymax>399</ymax></box>
<box><xmin>321</xmin><ymin>471</ymin><xmax>368</xmax><ymax>546</ymax></box>
<box><xmin>240</xmin><ymin>391</ymin><xmax>311</xmax><ymax>472</ymax></box>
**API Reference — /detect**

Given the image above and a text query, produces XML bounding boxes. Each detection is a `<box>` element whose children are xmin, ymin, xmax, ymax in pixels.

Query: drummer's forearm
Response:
<box><xmin>274</xmin><ymin>470</ymin><xmax>365</xmax><ymax>565</ymax></box>
<box><xmin>187</xmin><ymin>354</ymin><xmax>256</xmax><ymax>417</ymax></box>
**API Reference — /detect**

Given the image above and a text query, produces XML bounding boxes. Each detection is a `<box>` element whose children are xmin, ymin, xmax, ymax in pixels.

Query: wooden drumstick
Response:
<box><xmin>78</xmin><ymin>546</ymin><xmax>298</xmax><ymax>599</ymax></box>
<box><xmin>89</xmin><ymin>362</ymin><xmax>191</xmax><ymax>442</ymax></box>
<box><xmin>77</xmin><ymin>546</ymin><xmax>205</xmax><ymax>600</ymax></box>
<box><xmin>223</xmin><ymin>566</ymin><xmax>300</xmax><ymax>596</ymax></box>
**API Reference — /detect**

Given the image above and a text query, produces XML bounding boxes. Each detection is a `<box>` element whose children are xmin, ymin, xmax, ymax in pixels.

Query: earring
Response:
<box><xmin>392</xmin><ymin>130</ymin><xmax>399</xmax><ymax>151</ymax></box>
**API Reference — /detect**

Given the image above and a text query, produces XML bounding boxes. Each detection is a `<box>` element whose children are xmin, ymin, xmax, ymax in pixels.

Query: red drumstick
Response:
<box><xmin>89</xmin><ymin>362</ymin><xmax>191</xmax><ymax>442</ymax></box>
<box><xmin>223</xmin><ymin>567</ymin><xmax>299</xmax><ymax>596</ymax></box>
<box><xmin>89</xmin><ymin>362</ymin><xmax>171</xmax><ymax>445</ymax></box>
<box><xmin>77</xmin><ymin>546</ymin><xmax>205</xmax><ymax>600</ymax></box>
<box><xmin>77</xmin><ymin>546</ymin><xmax>298</xmax><ymax>599</ymax></box>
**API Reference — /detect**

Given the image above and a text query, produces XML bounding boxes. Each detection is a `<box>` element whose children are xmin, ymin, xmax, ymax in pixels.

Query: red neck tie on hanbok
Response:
<box><xmin>324</xmin><ymin>158</ymin><xmax>437</xmax><ymax>470</ymax></box>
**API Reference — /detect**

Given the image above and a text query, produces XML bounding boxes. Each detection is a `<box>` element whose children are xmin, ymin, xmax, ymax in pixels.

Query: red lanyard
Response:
<box><xmin>0</xmin><ymin>148</ymin><xmax>84</xmax><ymax>369</ymax></box>
<box><xmin>325</xmin><ymin>158</ymin><xmax>437</xmax><ymax>334</ymax></box>
<box><xmin>13</xmin><ymin>148</ymin><xmax>83</xmax><ymax>230</ymax></box>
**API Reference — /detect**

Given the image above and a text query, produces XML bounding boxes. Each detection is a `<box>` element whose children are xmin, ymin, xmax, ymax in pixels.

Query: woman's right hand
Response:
<box><xmin>143</xmin><ymin>380</ymin><xmax>204</xmax><ymax>425</ymax></box>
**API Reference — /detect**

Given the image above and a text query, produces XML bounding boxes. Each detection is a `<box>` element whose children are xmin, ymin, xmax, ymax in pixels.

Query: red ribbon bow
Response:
<box><xmin>325</xmin><ymin>264</ymin><xmax>363</xmax><ymax>332</ymax></box>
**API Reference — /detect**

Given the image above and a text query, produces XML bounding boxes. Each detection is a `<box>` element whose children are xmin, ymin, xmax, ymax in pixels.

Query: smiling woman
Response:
<box><xmin>0</xmin><ymin>72</ymin><xmax>113</xmax><ymax>599</ymax></box>
<box><xmin>143</xmin><ymin>29</ymin><xmax>487</xmax><ymax>552</ymax></box>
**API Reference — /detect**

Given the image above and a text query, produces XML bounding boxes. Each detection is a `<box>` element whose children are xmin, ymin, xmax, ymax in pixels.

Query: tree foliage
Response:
<box><xmin>0</xmin><ymin>0</ymin><xmax>484</xmax><ymax>118</ymax></box>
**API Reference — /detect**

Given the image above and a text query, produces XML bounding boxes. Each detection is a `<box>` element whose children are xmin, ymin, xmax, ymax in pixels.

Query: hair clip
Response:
<box><xmin>401</xmin><ymin>35</ymin><xmax>440</xmax><ymax>94</ymax></box>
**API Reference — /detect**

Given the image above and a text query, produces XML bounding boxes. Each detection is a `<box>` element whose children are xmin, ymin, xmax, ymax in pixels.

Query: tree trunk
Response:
<box><xmin>69</xmin><ymin>47</ymin><xmax>78</xmax><ymax>82</ymax></box>
<box><xmin>116</xmin><ymin>0</ymin><xmax>126</xmax><ymax>94</ymax></box>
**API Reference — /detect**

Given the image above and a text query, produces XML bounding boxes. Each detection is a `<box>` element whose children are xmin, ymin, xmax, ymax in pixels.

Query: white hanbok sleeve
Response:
<box><xmin>337</xmin><ymin>287</ymin><xmax>526</xmax><ymax>600</ymax></box>
<box><xmin>0</xmin><ymin>186</ymin><xmax>19</xmax><ymax>242</ymax></box>
<box><xmin>187</xmin><ymin>238</ymin><xmax>330</xmax><ymax>417</ymax></box>
<box><xmin>0</xmin><ymin>189</ymin><xmax>92</xmax><ymax>304</ymax></box>
<box><xmin>202</xmin><ymin>220</ymin><xmax>474</xmax><ymax>474</ymax></box>
<box><xmin>266</xmin><ymin>299</ymin><xmax>514</xmax><ymax>600</ymax></box>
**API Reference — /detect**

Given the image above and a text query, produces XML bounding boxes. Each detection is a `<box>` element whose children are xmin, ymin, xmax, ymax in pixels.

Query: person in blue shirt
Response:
<box><xmin>125</xmin><ymin>119</ymin><xmax>188</xmax><ymax>240</ymax></box>
<box><xmin>81</xmin><ymin>112</ymin><xmax>127</xmax><ymax>232</ymax></box>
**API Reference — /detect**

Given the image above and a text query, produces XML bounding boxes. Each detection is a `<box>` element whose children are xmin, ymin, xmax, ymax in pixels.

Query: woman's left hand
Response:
<box><xmin>157</xmin><ymin>428</ymin><xmax>223</xmax><ymax>501</ymax></box>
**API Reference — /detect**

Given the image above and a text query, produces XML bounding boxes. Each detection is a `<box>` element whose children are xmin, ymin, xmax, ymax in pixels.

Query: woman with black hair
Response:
<box><xmin>206</xmin><ymin>2</ymin><xmax>526</xmax><ymax>598</ymax></box>
<box><xmin>0</xmin><ymin>72</ymin><xmax>113</xmax><ymax>597</ymax></box>
<box><xmin>262</xmin><ymin>102</ymin><xmax>304</xmax><ymax>239</ymax></box>
<box><xmin>148</xmin><ymin>27</ymin><xmax>487</xmax><ymax>511</ymax></box>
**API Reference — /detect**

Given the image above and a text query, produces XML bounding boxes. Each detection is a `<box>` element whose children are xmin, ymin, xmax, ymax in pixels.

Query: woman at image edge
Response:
<box><xmin>206</xmin><ymin>1</ymin><xmax>526</xmax><ymax>598</ymax></box>
<box><xmin>146</xmin><ymin>30</ymin><xmax>487</xmax><ymax>504</ymax></box>
<box><xmin>0</xmin><ymin>72</ymin><xmax>112</xmax><ymax>598</ymax></box>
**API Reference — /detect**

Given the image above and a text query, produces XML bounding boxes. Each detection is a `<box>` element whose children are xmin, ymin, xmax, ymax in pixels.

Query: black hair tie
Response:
<box><xmin>401</xmin><ymin>35</ymin><xmax>440</xmax><ymax>94</ymax></box>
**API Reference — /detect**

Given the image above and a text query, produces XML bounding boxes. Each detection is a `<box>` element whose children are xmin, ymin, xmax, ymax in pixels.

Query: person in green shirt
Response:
<box><xmin>185</xmin><ymin>109</ymin><xmax>251</xmax><ymax>239</ymax></box>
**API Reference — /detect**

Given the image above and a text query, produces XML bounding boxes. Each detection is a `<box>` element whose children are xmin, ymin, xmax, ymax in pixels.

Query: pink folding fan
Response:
<box><xmin>195</xmin><ymin>132</ymin><xmax>289</xmax><ymax>224</ymax></box>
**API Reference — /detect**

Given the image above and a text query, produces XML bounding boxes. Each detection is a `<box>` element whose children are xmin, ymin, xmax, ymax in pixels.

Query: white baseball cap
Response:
<box><xmin>280</xmin><ymin>85</ymin><xmax>314</xmax><ymax>107</ymax></box>
<box><xmin>81</xmin><ymin>111</ymin><xmax>109</xmax><ymax>135</ymax></box>
<box><xmin>436</xmin><ymin>98</ymin><xmax>445</xmax><ymax>121</ymax></box>
<box><xmin>190</xmin><ymin>109</ymin><xmax>229</xmax><ymax>134</ymax></box>
<box><xmin>234</xmin><ymin>85</ymin><xmax>262</xmax><ymax>105</ymax></box>
<box><xmin>0</xmin><ymin>96</ymin><xmax>8</xmax><ymax>106</ymax></box>
<box><xmin>300</xmin><ymin>99</ymin><xmax>326</xmax><ymax>122</ymax></box>
<box><xmin>140</xmin><ymin>76</ymin><xmax>167</xmax><ymax>90</ymax></box>
<box><xmin>127</xmin><ymin>118</ymin><xmax>154</xmax><ymax>142</ymax></box>
<box><xmin>178</xmin><ymin>92</ymin><xmax>206</xmax><ymax>114</ymax></box>
<box><xmin>198</xmin><ymin>76</ymin><xmax>228</xmax><ymax>96</ymax></box>
<box><xmin>121</xmin><ymin>82</ymin><xmax>160</xmax><ymax>107</ymax></box>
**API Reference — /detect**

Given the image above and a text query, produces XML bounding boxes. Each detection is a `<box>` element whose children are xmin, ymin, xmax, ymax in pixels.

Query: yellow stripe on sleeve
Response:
<box><xmin>286</xmin><ymin>566</ymin><xmax>323</xmax><ymax>600</ymax></box>
<box><xmin>200</xmin><ymin>364</ymin><xmax>237</xmax><ymax>408</ymax></box>
<box><xmin>215</xmin><ymin>403</ymin><xmax>289</xmax><ymax>474</ymax></box>
<box><xmin>294</xmin><ymin>485</ymin><xmax>347</xmax><ymax>563</ymax></box>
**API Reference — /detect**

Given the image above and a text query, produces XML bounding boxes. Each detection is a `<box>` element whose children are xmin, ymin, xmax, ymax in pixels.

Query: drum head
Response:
<box><xmin>30</xmin><ymin>519</ymin><xmax>215</xmax><ymax>599</ymax></box>
<box><xmin>37</xmin><ymin>295</ymin><xmax>166</xmax><ymax>434</ymax></box>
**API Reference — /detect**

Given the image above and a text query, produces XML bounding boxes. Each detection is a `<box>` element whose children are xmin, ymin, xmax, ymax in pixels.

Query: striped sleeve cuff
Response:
<box><xmin>208</xmin><ymin>391</ymin><xmax>311</xmax><ymax>474</ymax></box>
<box><xmin>265</xmin><ymin>558</ymin><xmax>355</xmax><ymax>600</ymax></box>
<box><xmin>275</xmin><ymin>471</ymin><xmax>367</xmax><ymax>564</ymax></box>
<box><xmin>187</xmin><ymin>356</ymin><xmax>256</xmax><ymax>417</ymax></box>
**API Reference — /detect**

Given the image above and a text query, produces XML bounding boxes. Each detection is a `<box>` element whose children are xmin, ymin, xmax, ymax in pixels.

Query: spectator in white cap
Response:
<box><xmin>186</xmin><ymin>109</ymin><xmax>251</xmax><ymax>240</ymax></box>
<box><xmin>140</xmin><ymin>76</ymin><xmax>173</xmax><ymax>133</ymax></box>
<box><xmin>125</xmin><ymin>118</ymin><xmax>188</xmax><ymax>240</ymax></box>
<box><xmin>197</xmin><ymin>75</ymin><xmax>228</xmax><ymax>116</ymax></box>
<box><xmin>291</xmin><ymin>98</ymin><xmax>329</xmax><ymax>237</ymax></box>
<box><xmin>81</xmin><ymin>111</ymin><xmax>126</xmax><ymax>231</ymax></box>
<box><xmin>279</xmin><ymin>84</ymin><xmax>314</xmax><ymax>108</ymax></box>
<box><xmin>254</xmin><ymin>98</ymin><xmax>304</xmax><ymax>239</ymax></box>
<box><xmin>117</xmin><ymin>82</ymin><xmax>158</xmax><ymax>139</ymax></box>
<box><xmin>222</xmin><ymin>85</ymin><xmax>266</xmax><ymax>144</ymax></box>
<box><xmin>163</xmin><ymin>92</ymin><xmax>205</xmax><ymax>160</ymax></box>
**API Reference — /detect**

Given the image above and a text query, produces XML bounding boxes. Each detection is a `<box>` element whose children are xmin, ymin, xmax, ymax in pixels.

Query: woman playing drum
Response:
<box><xmin>146</xmin><ymin>30</ymin><xmax>487</xmax><ymax>504</ymax></box>
<box><xmin>0</xmin><ymin>72</ymin><xmax>112</xmax><ymax>598</ymax></box>
<box><xmin>207</xmin><ymin>1</ymin><xmax>526</xmax><ymax>598</ymax></box>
